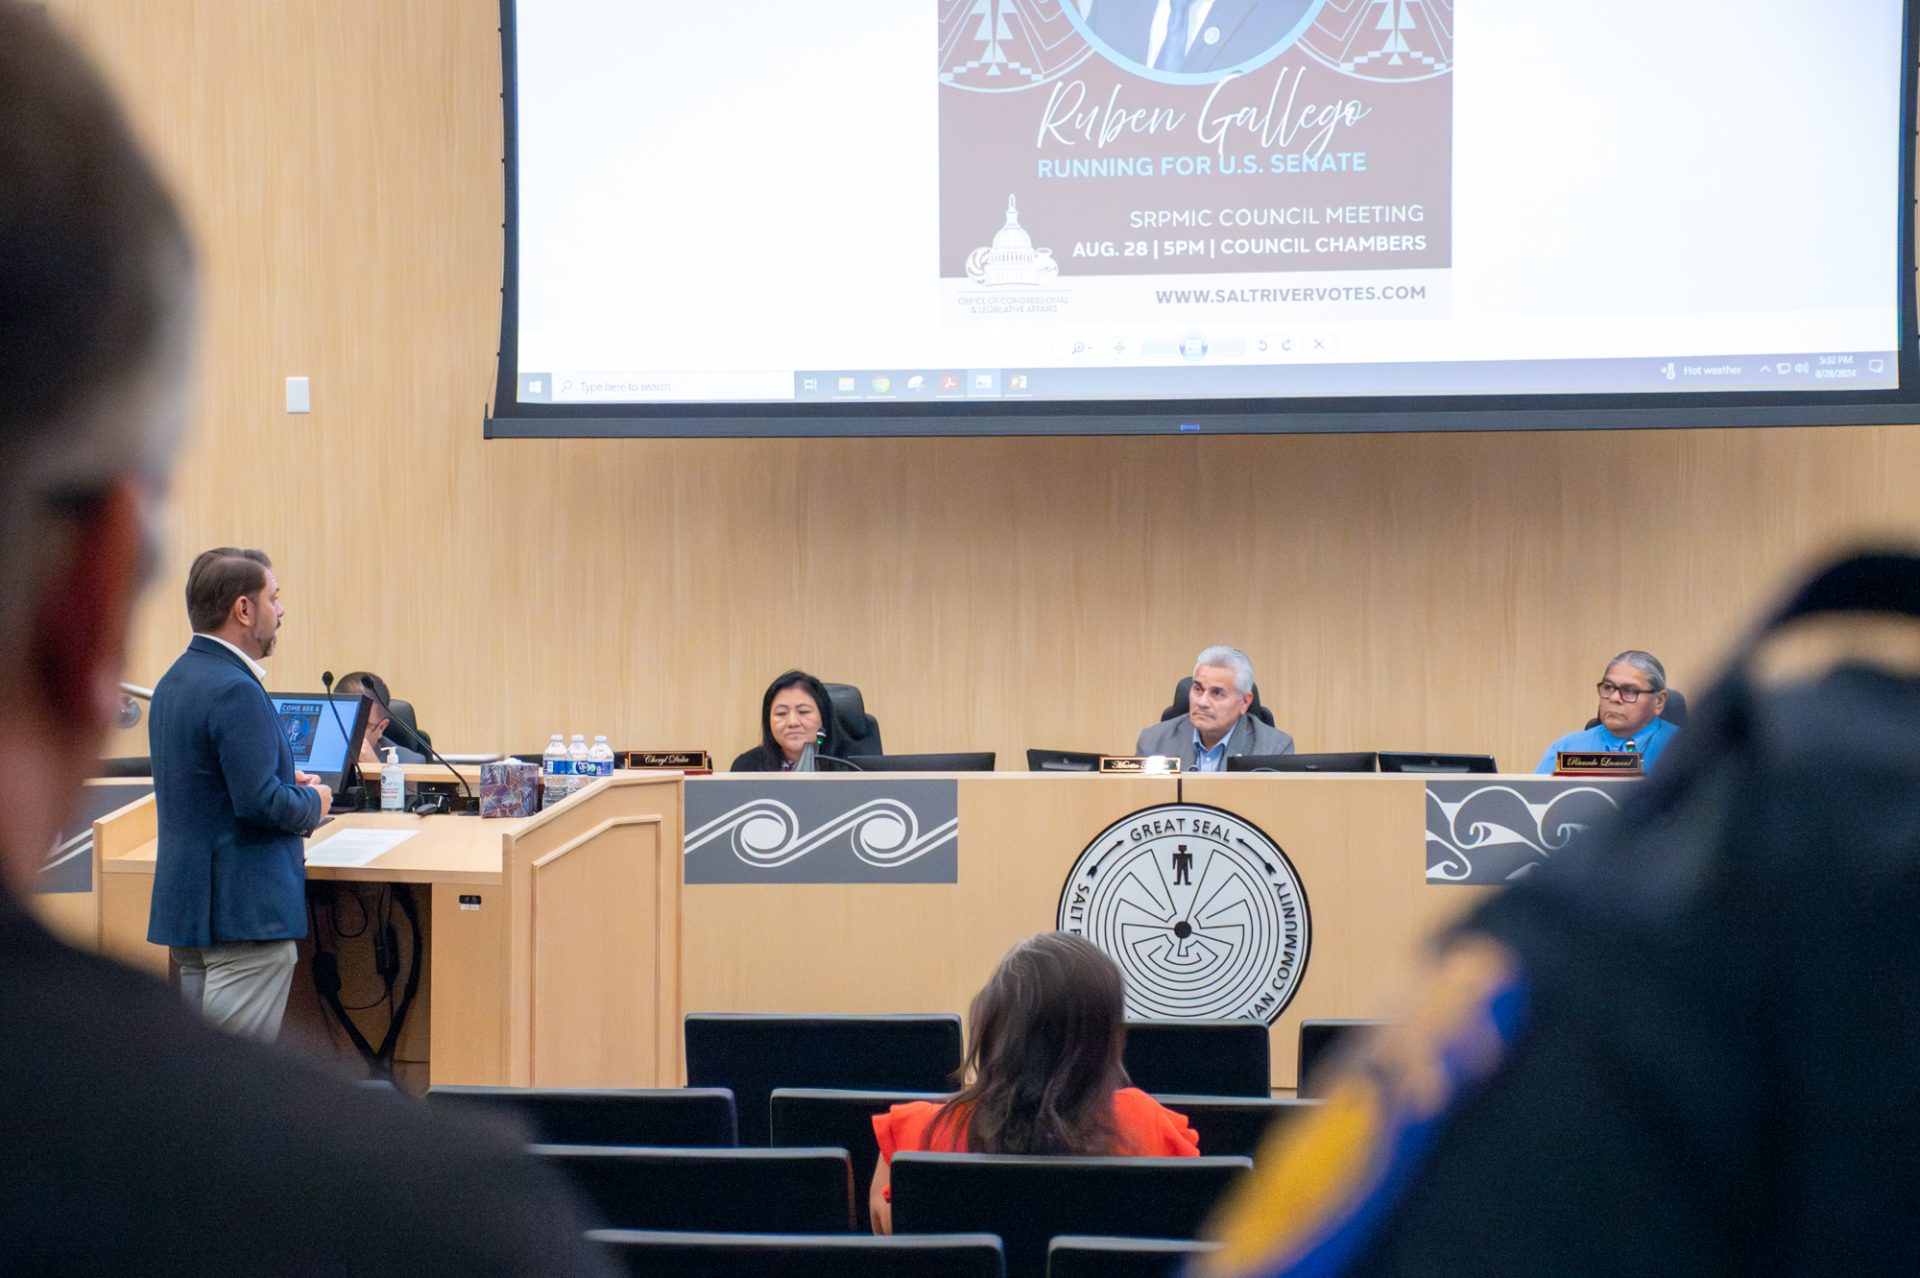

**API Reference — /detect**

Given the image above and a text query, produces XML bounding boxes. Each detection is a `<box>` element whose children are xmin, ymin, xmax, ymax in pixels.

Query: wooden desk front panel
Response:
<box><xmin>680</xmin><ymin>774</ymin><xmax>1491</xmax><ymax>1089</ymax></box>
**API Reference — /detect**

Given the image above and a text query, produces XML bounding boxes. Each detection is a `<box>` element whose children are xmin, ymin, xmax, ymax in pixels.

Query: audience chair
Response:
<box><xmin>1150</xmin><ymin>1095</ymin><xmax>1320</xmax><ymax>1160</ymax></box>
<box><xmin>825</xmin><ymin>682</ymin><xmax>883</xmax><ymax>755</ymax></box>
<box><xmin>1298</xmin><ymin>1018</ymin><xmax>1387</xmax><ymax>1099</ymax></box>
<box><xmin>1047</xmin><ymin>1235</ymin><xmax>1223</xmax><ymax>1278</ymax></box>
<box><xmin>534</xmin><ymin>1145</ymin><xmax>854</xmax><ymax>1233</ymax></box>
<box><xmin>589</xmin><ymin>1229</ymin><xmax>1005</xmax><ymax>1278</ymax></box>
<box><xmin>426</xmin><ymin>1085</ymin><xmax>737</xmax><ymax>1147</ymax></box>
<box><xmin>1160</xmin><ymin>677</ymin><xmax>1276</xmax><ymax>729</ymax></box>
<box><xmin>1124</xmin><ymin>1020</ymin><xmax>1271</xmax><ymax>1098</ymax></box>
<box><xmin>685</xmin><ymin>1013</ymin><xmax>962</xmax><ymax>1145</ymax></box>
<box><xmin>890</xmin><ymin>1151</ymin><xmax>1251</xmax><ymax>1278</ymax></box>
<box><xmin>769</xmin><ymin>1087</ymin><xmax>947</xmax><ymax>1230</ymax></box>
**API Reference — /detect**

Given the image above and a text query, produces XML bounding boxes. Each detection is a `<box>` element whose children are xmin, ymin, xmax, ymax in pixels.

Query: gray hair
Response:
<box><xmin>1606</xmin><ymin>650</ymin><xmax>1667</xmax><ymax>693</ymax></box>
<box><xmin>0</xmin><ymin>8</ymin><xmax>194</xmax><ymax>660</ymax></box>
<box><xmin>1194</xmin><ymin>645</ymin><xmax>1255</xmax><ymax>695</ymax></box>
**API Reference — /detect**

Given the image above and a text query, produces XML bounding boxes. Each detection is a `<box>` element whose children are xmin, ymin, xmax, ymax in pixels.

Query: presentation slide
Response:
<box><xmin>501</xmin><ymin>0</ymin><xmax>1907</xmax><ymax>424</ymax></box>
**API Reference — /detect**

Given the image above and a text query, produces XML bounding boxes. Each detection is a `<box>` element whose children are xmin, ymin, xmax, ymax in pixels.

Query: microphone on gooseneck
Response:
<box><xmin>807</xmin><ymin>731</ymin><xmax>866</xmax><ymax>773</ymax></box>
<box><xmin>314</xmin><ymin>670</ymin><xmax>355</xmax><ymax>815</ymax></box>
<box><xmin>796</xmin><ymin>731</ymin><xmax>822</xmax><ymax>773</ymax></box>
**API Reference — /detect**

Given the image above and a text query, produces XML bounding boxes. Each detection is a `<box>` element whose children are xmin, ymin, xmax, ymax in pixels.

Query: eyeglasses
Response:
<box><xmin>1596</xmin><ymin>680</ymin><xmax>1659</xmax><ymax>703</ymax></box>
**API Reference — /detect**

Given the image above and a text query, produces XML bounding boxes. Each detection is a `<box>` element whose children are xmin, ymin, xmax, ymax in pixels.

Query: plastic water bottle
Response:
<box><xmin>568</xmin><ymin>734</ymin><xmax>590</xmax><ymax>792</ymax></box>
<box><xmin>542</xmin><ymin>732</ymin><xmax>570</xmax><ymax>808</ymax></box>
<box><xmin>589</xmin><ymin>735</ymin><xmax>615</xmax><ymax>781</ymax></box>
<box><xmin>380</xmin><ymin>747</ymin><xmax>405</xmax><ymax>812</ymax></box>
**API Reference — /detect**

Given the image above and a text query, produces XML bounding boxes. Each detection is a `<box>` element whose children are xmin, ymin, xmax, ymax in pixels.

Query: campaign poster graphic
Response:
<box><xmin>279</xmin><ymin>703</ymin><xmax>322</xmax><ymax>765</ymax></box>
<box><xmin>938</xmin><ymin>1</ymin><xmax>1453</xmax><ymax>304</ymax></box>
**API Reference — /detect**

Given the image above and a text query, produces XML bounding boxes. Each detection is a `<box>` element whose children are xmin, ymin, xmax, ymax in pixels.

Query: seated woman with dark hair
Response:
<box><xmin>869</xmin><ymin>931</ymin><xmax>1200</xmax><ymax>1233</ymax></box>
<box><xmin>728</xmin><ymin>670</ymin><xmax>842</xmax><ymax>772</ymax></box>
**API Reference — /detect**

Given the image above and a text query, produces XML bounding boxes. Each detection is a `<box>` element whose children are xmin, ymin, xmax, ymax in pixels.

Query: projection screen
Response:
<box><xmin>489</xmin><ymin>0</ymin><xmax>1919</xmax><ymax>438</ymax></box>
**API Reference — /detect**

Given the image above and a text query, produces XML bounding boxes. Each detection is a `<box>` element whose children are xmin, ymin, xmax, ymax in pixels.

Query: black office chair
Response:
<box><xmin>386</xmin><ymin>697</ymin><xmax>432</xmax><ymax>754</ymax></box>
<box><xmin>685</xmin><ymin>1014</ymin><xmax>963</xmax><ymax>1145</ymax></box>
<box><xmin>1150</xmin><ymin>1095</ymin><xmax>1320</xmax><ymax>1160</ymax></box>
<box><xmin>534</xmin><ymin>1145</ymin><xmax>855</xmax><ymax>1232</ymax></box>
<box><xmin>1123</xmin><ymin>1021</ymin><xmax>1270</xmax><ymax>1098</ymax></box>
<box><xmin>824</xmin><ymin>682</ymin><xmax>883</xmax><ymax>756</ymax></box>
<box><xmin>1047</xmin><ymin>1235</ymin><xmax>1223</xmax><ymax>1278</ymax></box>
<box><xmin>769</xmin><ymin>1088</ymin><xmax>947</xmax><ymax>1230</ymax></box>
<box><xmin>890</xmin><ymin>1152</ymin><xmax>1250</xmax><ymax>1278</ymax></box>
<box><xmin>589</xmin><ymin>1230</ymin><xmax>1006</xmax><ymax>1278</ymax></box>
<box><xmin>1297</xmin><ymin>1018</ymin><xmax>1387</xmax><ymax>1098</ymax></box>
<box><xmin>1584</xmin><ymin>687</ymin><xmax>1688</xmax><ymax>731</ymax></box>
<box><xmin>1160</xmin><ymin>677</ymin><xmax>1276</xmax><ymax>729</ymax></box>
<box><xmin>426</xmin><ymin>1086</ymin><xmax>737</xmax><ymax>1147</ymax></box>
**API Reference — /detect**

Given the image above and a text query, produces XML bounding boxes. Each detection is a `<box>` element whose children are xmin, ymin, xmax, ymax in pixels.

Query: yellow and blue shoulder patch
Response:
<box><xmin>1195</xmin><ymin>936</ymin><xmax>1528</xmax><ymax>1278</ymax></box>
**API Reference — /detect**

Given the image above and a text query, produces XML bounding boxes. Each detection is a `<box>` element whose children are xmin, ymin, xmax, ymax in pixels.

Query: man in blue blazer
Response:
<box><xmin>1086</xmin><ymin>0</ymin><xmax>1319</xmax><ymax>74</ymax></box>
<box><xmin>147</xmin><ymin>548</ymin><xmax>330</xmax><ymax>1040</ymax></box>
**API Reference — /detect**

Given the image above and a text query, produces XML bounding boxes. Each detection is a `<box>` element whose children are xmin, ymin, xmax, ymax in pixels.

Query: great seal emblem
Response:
<box><xmin>1058</xmin><ymin>803</ymin><xmax>1309</xmax><ymax>1023</ymax></box>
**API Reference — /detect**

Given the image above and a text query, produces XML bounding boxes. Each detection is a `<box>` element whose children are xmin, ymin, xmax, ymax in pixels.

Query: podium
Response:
<box><xmin>91</xmin><ymin>770</ymin><xmax>685</xmax><ymax>1089</ymax></box>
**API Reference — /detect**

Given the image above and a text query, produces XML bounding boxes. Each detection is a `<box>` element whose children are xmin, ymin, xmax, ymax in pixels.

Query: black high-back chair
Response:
<box><xmin>534</xmin><ymin>1145</ymin><xmax>855</xmax><ymax>1233</ymax></box>
<box><xmin>386</xmin><ymin>697</ymin><xmax>431</xmax><ymax>754</ymax></box>
<box><xmin>1297</xmin><ymin>1018</ymin><xmax>1387</xmax><ymax>1098</ymax></box>
<box><xmin>426</xmin><ymin>1085</ymin><xmax>737</xmax><ymax>1147</ymax></box>
<box><xmin>1161</xmin><ymin>676</ymin><xmax>1276</xmax><ymax>729</ymax></box>
<box><xmin>1047</xmin><ymin>1235</ymin><xmax>1223</xmax><ymax>1278</ymax></box>
<box><xmin>890</xmin><ymin>1152</ymin><xmax>1251</xmax><ymax>1278</ymax></box>
<box><xmin>824</xmin><ymin>682</ymin><xmax>883</xmax><ymax>756</ymax></box>
<box><xmin>769</xmin><ymin>1088</ymin><xmax>947</xmax><ymax>1230</ymax></box>
<box><xmin>589</xmin><ymin>1230</ymin><xmax>1007</xmax><ymax>1278</ymax></box>
<box><xmin>685</xmin><ymin>1014</ymin><xmax>963</xmax><ymax>1145</ymax></box>
<box><xmin>1123</xmin><ymin>1020</ymin><xmax>1270</xmax><ymax>1098</ymax></box>
<box><xmin>1151</xmin><ymin>1095</ymin><xmax>1320</xmax><ymax>1160</ymax></box>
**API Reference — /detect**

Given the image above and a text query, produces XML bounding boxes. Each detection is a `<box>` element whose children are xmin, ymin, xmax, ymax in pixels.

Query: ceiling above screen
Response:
<box><xmin>489</xmin><ymin>0</ymin><xmax>1918</xmax><ymax>439</ymax></box>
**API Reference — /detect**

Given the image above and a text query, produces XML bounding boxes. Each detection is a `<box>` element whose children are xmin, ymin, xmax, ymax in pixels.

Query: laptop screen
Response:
<box><xmin>267</xmin><ymin>693</ymin><xmax>370</xmax><ymax>792</ymax></box>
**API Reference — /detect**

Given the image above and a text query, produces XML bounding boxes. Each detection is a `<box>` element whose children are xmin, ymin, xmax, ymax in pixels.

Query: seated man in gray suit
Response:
<box><xmin>1136</xmin><ymin>645</ymin><xmax>1296</xmax><ymax>769</ymax></box>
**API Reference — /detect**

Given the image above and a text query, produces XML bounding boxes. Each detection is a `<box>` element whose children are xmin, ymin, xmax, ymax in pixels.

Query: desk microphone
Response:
<box><xmin>329</xmin><ymin>671</ymin><xmax>477</xmax><ymax>806</ymax></box>
<box><xmin>803</xmin><ymin>731</ymin><xmax>865</xmax><ymax>772</ymax></box>
<box><xmin>314</xmin><ymin>670</ymin><xmax>357</xmax><ymax>820</ymax></box>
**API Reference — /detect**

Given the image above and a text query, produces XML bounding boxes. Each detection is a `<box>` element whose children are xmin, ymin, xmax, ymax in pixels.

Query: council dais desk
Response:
<box><xmin>91</xmin><ymin>771</ymin><xmax>1626</xmax><ymax>1091</ymax></box>
<box><xmin>678</xmin><ymin>772</ymin><xmax>1624</xmax><ymax>1088</ymax></box>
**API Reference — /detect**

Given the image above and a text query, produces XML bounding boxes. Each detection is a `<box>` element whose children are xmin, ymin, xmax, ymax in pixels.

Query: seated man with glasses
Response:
<box><xmin>1535</xmin><ymin>650</ymin><xmax>1679</xmax><ymax>772</ymax></box>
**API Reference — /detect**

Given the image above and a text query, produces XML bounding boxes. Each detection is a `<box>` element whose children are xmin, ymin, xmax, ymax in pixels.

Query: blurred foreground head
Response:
<box><xmin>0</xmin><ymin>2</ymin><xmax>194</xmax><ymax>892</ymax></box>
<box><xmin>1200</xmin><ymin>549</ymin><xmax>1920</xmax><ymax>1277</ymax></box>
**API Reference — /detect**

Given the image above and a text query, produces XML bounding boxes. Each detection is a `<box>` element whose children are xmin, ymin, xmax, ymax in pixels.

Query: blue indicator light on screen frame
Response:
<box><xmin>1179</xmin><ymin>423</ymin><xmax>1199</xmax><ymax>431</ymax></box>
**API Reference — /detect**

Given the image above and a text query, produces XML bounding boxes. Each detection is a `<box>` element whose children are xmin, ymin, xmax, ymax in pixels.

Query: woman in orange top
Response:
<box><xmin>870</xmin><ymin>931</ymin><xmax>1200</xmax><ymax>1232</ymax></box>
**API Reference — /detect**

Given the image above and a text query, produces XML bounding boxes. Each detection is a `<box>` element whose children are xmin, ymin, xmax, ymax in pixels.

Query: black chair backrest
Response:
<box><xmin>770</xmin><ymin>1088</ymin><xmax>948</xmax><ymax>1230</ymax></box>
<box><xmin>890</xmin><ymin>1152</ymin><xmax>1251</xmax><ymax>1278</ymax></box>
<box><xmin>824</xmin><ymin>682</ymin><xmax>883</xmax><ymax>755</ymax></box>
<box><xmin>686</xmin><ymin>1014</ymin><xmax>963</xmax><ymax>1145</ymax></box>
<box><xmin>534</xmin><ymin>1145</ymin><xmax>854</xmax><ymax>1233</ymax></box>
<box><xmin>1297</xmin><ymin>1018</ymin><xmax>1386</xmax><ymax>1098</ymax></box>
<box><xmin>589</xmin><ymin>1229</ymin><xmax>1006</xmax><ymax>1278</ymax></box>
<box><xmin>1124</xmin><ymin>1020</ymin><xmax>1270</xmax><ymax>1098</ymax></box>
<box><xmin>426</xmin><ymin>1085</ymin><xmax>737</xmax><ymax>1147</ymax></box>
<box><xmin>1047</xmin><ymin>1235</ymin><xmax>1223</xmax><ymax>1278</ymax></box>
<box><xmin>1160</xmin><ymin>676</ymin><xmax>1276</xmax><ymax>729</ymax></box>
<box><xmin>1150</xmin><ymin>1095</ymin><xmax>1320</xmax><ymax>1160</ymax></box>
<box><xmin>386</xmin><ymin>697</ymin><xmax>431</xmax><ymax>753</ymax></box>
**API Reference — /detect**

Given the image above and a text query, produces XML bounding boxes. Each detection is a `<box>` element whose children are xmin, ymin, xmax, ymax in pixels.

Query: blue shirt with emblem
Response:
<box><xmin>1534</xmin><ymin>715</ymin><xmax>1677</xmax><ymax>774</ymax></box>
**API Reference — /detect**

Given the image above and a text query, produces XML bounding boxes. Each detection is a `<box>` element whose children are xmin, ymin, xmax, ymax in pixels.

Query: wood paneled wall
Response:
<box><xmin>58</xmin><ymin>1</ymin><xmax>1920</xmax><ymax>775</ymax></box>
